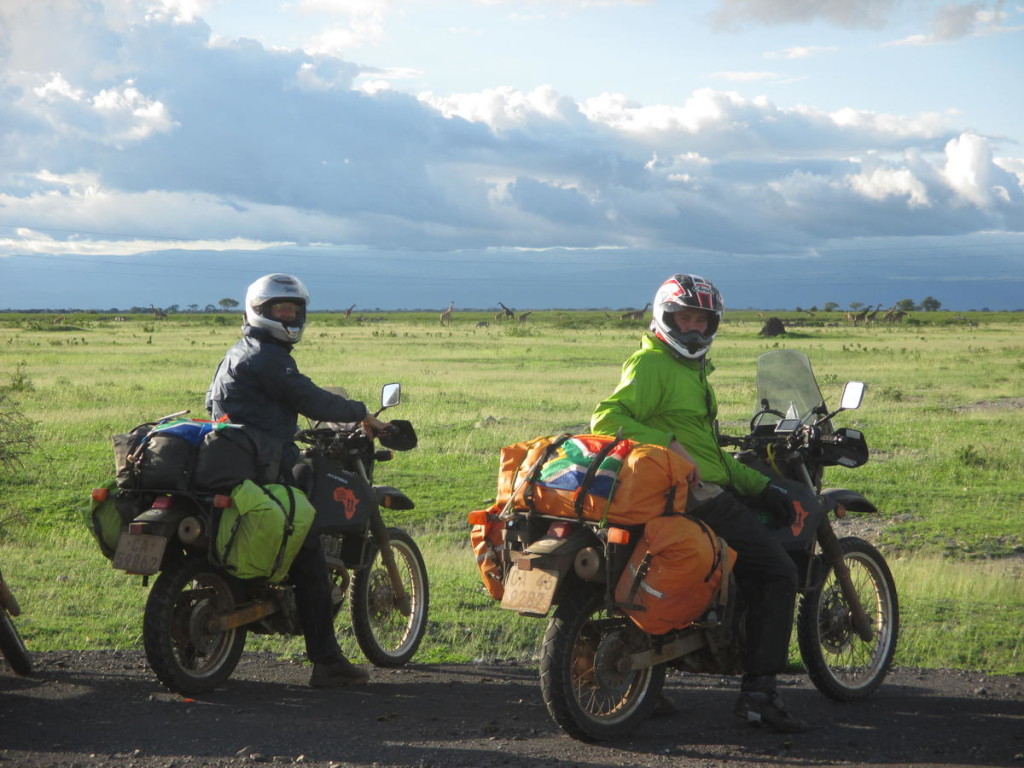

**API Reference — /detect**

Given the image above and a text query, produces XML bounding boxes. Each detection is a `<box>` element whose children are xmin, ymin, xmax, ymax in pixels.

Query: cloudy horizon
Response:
<box><xmin>1</xmin><ymin>0</ymin><xmax>1022</xmax><ymax>311</ymax></box>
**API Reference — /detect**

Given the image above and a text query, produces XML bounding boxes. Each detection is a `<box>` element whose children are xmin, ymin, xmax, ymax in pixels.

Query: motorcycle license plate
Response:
<box><xmin>501</xmin><ymin>566</ymin><xmax>559</xmax><ymax>616</ymax></box>
<box><xmin>112</xmin><ymin>533</ymin><xmax>166</xmax><ymax>575</ymax></box>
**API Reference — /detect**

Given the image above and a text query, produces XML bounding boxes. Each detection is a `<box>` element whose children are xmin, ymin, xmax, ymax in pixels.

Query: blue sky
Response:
<box><xmin>1</xmin><ymin>0</ymin><xmax>1023</xmax><ymax>311</ymax></box>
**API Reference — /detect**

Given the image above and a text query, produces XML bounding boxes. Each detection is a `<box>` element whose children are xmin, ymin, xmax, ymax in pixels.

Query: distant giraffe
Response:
<box><xmin>496</xmin><ymin>301</ymin><xmax>515</xmax><ymax>321</ymax></box>
<box><xmin>865</xmin><ymin>303</ymin><xmax>884</xmax><ymax>323</ymax></box>
<box><xmin>151</xmin><ymin>304</ymin><xmax>167</xmax><ymax>319</ymax></box>
<box><xmin>517</xmin><ymin>310</ymin><xmax>533</xmax><ymax>323</ymax></box>
<box><xmin>881</xmin><ymin>304</ymin><xmax>901</xmax><ymax>323</ymax></box>
<box><xmin>440</xmin><ymin>301</ymin><xmax>455</xmax><ymax>326</ymax></box>
<box><xmin>620</xmin><ymin>302</ymin><xmax>651</xmax><ymax>321</ymax></box>
<box><xmin>344</xmin><ymin>303</ymin><xmax>356</xmax><ymax>319</ymax></box>
<box><xmin>52</xmin><ymin>315</ymin><xmax>65</xmax><ymax>325</ymax></box>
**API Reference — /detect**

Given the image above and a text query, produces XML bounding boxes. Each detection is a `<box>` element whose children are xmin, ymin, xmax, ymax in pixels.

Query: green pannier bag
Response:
<box><xmin>85</xmin><ymin>483</ymin><xmax>151</xmax><ymax>559</ymax></box>
<box><xmin>214</xmin><ymin>480</ymin><xmax>315</xmax><ymax>582</ymax></box>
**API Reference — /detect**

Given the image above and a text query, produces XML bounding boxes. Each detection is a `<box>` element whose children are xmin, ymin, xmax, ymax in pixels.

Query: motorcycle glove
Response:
<box><xmin>759</xmin><ymin>481</ymin><xmax>796</xmax><ymax>528</ymax></box>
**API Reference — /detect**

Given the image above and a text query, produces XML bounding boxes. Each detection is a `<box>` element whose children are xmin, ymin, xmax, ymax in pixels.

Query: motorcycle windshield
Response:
<box><xmin>755</xmin><ymin>350</ymin><xmax>827</xmax><ymax>427</ymax></box>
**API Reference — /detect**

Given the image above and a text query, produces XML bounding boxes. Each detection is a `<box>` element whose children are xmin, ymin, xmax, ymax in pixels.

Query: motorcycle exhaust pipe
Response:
<box><xmin>177</xmin><ymin>516</ymin><xmax>204</xmax><ymax>545</ymax></box>
<box><xmin>574</xmin><ymin>546</ymin><xmax>603</xmax><ymax>581</ymax></box>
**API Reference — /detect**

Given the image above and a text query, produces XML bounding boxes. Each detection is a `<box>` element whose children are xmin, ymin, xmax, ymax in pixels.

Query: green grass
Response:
<box><xmin>1</xmin><ymin>309</ymin><xmax>1022</xmax><ymax>673</ymax></box>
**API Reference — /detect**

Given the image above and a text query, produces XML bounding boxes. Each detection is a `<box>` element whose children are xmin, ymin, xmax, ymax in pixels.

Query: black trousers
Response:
<box><xmin>689</xmin><ymin>491</ymin><xmax>798</xmax><ymax>678</ymax></box>
<box><xmin>288</xmin><ymin>535</ymin><xmax>345</xmax><ymax>665</ymax></box>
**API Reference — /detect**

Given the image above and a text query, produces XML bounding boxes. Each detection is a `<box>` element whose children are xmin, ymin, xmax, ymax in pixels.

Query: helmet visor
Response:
<box><xmin>264</xmin><ymin>299</ymin><xmax>305</xmax><ymax>322</ymax></box>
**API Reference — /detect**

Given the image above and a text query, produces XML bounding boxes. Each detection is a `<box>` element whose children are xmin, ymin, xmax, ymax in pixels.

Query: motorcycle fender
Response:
<box><xmin>820</xmin><ymin>488</ymin><xmax>878</xmax><ymax>514</ymax></box>
<box><xmin>374</xmin><ymin>485</ymin><xmax>415</xmax><ymax>511</ymax></box>
<box><xmin>131</xmin><ymin>506</ymin><xmax>193</xmax><ymax>537</ymax></box>
<box><xmin>500</xmin><ymin>529</ymin><xmax>595</xmax><ymax>616</ymax></box>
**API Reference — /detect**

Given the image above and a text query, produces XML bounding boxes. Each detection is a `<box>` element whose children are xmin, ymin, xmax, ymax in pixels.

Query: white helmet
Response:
<box><xmin>244</xmin><ymin>273</ymin><xmax>310</xmax><ymax>343</ymax></box>
<box><xmin>649</xmin><ymin>273</ymin><xmax>723</xmax><ymax>360</ymax></box>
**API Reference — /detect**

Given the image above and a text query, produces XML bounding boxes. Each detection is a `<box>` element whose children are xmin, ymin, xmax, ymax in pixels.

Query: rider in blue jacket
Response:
<box><xmin>207</xmin><ymin>273</ymin><xmax>388</xmax><ymax>688</ymax></box>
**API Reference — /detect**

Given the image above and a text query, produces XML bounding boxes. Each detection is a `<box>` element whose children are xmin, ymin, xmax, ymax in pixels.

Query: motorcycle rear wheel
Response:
<box><xmin>797</xmin><ymin>536</ymin><xmax>898</xmax><ymax>700</ymax></box>
<box><xmin>540</xmin><ymin>587</ymin><xmax>665</xmax><ymax>742</ymax></box>
<box><xmin>143</xmin><ymin>557</ymin><xmax>247</xmax><ymax>695</ymax></box>
<box><xmin>0</xmin><ymin>608</ymin><xmax>33</xmax><ymax>676</ymax></box>
<box><xmin>350</xmin><ymin>528</ymin><xmax>429</xmax><ymax>667</ymax></box>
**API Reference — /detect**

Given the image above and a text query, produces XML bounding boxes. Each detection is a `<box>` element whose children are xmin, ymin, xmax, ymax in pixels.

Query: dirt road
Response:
<box><xmin>1</xmin><ymin>651</ymin><xmax>1022</xmax><ymax>767</ymax></box>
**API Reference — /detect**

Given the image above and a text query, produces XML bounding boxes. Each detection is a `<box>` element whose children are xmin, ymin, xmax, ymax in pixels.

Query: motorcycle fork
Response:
<box><xmin>354</xmin><ymin>458</ymin><xmax>411</xmax><ymax>617</ymax></box>
<box><xmin>816</xmin><ymin>517</ymin><xmax>873</xmax><ymax>642</ymax></box>
<box><xmin>795</xmin><ymin>462</ymin><xmax>873</xmax><ymax>642</ymax></box>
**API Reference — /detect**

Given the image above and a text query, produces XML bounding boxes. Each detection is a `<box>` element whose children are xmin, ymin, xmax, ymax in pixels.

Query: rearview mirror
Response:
<box><xmin>840</xmin><ymin>381</ymin><xmax>865</xmax><ymax>411</ymax></box>
<box><xmin>380</xmin><ymin>382</ymin><xmax>401</xmax><ymax>410</ymax></box>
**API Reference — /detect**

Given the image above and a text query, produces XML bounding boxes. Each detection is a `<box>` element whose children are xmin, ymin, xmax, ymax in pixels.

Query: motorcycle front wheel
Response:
<box><xmin>539</xmin><ymin>587</ymin><xmax>665</xmax><ymax>742</ymax></box>
<box><xmin>350</xmin><ymin>528</ymin><xmax>429</xmax><ymax>667</ymax></box>
<box><xmin>143</xmin><ymin>556</ymin><xmax>247</xmax><ymax>695</ymax></box>
<box><xmin>797</xmin><ymin>536</ymin><xmax>899</xmax><ymax>700</ymax></box>
<box><xmin>0</xmin><ymin>608</ymin><xmax>33</xmax><ymax>676</ymax></box>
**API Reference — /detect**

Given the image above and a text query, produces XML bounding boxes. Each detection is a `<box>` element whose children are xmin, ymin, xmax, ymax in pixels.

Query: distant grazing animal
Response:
<box><xmin>344</xmin><ymin>304</ymin><xmax>356</xmax><ymax>319</ymax></box>
<box><xmin>517</xmin><ymin>311</ymin><xmax>533</xmax><ymax>323</ymax></box>
<box><xmin>620</xmin><ymin>302</ymin><xmax>651</xmax><ymax>321</ymax></box>
<box><xmin>496</xmin><ymin>302</ymin><xmax>515</xmax><ymax>322</ymax></box>
<box><xmin>440</xmin><ymin>301</ymin><xmax>455</xmax><ymax>326</ymax></box>
<box><xmin>475</xmin><ymin>321</ymin><xmax>490</xmax><ymax>328</ymax></box>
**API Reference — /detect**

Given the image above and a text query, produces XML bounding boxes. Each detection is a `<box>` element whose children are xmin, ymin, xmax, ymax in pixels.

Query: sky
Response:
<box><xmin>1</xmin><ymin>0</ymin><xmax>1023</xmax><ymax>312</ymax></box>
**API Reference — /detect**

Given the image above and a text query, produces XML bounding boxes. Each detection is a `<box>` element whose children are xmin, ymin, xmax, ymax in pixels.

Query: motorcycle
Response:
<box><xmin>0</xmin><ymin>566</ymin><xmax>33</xmax><ymax>676</ymax></box>
<box><xmin>100</xmin><ymin>382</ymin><xmax>429</xmax><ymax>695</ymax></box>
<box><xmin>489</xmin><ymin>350</ymin><xmax>898</xmax><ymax>741</ymax></box>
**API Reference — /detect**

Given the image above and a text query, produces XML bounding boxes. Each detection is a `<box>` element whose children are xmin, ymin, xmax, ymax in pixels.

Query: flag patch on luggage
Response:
<box><xmin>537</xmin><ymin>436</ymin><xmax>633</xmax><ymax>498</ymax></box>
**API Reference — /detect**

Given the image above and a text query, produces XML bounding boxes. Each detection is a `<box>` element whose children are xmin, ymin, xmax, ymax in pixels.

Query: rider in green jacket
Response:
<box><xmin>591</xmin><ymin>274</ymin><xmax>810</xmax><ymax>734</ymax></box>
<box><xmin>591</xmin><ymin>333</ymin><xmax>768</xmax><ymax>497</ymax></box>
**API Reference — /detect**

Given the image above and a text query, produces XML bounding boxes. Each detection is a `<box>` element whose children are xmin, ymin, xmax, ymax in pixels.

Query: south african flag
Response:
<box><xmin>536</xmin><ymin>436</ymin><xmax>633</xmax><ymax>499</ymax></box>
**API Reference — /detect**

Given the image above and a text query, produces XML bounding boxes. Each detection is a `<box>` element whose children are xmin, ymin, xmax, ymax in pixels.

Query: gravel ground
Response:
<box><xmin>1</xmin><ymin>650</ymin><xmax>1022</xmax><ymax>768</ymax></box>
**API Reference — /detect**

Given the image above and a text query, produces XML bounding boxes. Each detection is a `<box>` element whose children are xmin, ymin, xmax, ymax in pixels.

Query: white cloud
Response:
<box><xmin>764</xmin><ymin>45</ymin><xmax>838</xmax><ymax>60</ymax></box>
<box><xmin>713</xmin><ymin>0</ymin><xmax>900</xmax><ymax>30</ymax></box>
<box><xmin>0</xmin><ymin>0</ymin><xmax>1021</xmax><ymax>270</ymax></box>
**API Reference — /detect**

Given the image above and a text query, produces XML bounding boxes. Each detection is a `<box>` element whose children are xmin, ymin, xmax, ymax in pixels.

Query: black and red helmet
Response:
<box><xmin>649</xmin><ymin>273</ymin><xmax>724</xmax><ymax>360</ymax></box>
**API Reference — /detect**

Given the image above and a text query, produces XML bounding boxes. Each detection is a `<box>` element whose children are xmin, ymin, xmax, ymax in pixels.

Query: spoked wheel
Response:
<box><xmin>798</xmin><ymin>536</ymin><xmax>898</xmax><ymax>700</ymax></box>
<box><xmin>0</xmin><ymin>609</ymin><xmax>33</xmax><ymax>676</ymax></box>
<box><xmin>143</xmin><ymin>557</ymin><xmax>247</xmax><ymax>695</ymax></box>
<box><xmin>350</xmin><ymin>528</ymin><xmax>429</xmax><ymax>667</ymax></box>
<box><xmin>539</xmin><ymin>587</ymin><xmax>665</xmax><ymax>741</ymax></box>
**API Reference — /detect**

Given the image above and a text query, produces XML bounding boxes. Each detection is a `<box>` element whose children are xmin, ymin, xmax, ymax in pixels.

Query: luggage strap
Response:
<box><xmin>501</xmin><ymin>434</ymin><xmax>572</xmax><ymax>519</ymax></box>
<box><xmin>571</xmin><ymin>435</ymin><xmax>626</xmax><ymax>523</ymax></box>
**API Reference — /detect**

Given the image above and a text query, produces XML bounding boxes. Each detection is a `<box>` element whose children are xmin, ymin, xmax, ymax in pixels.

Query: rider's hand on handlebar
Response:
<box><xmin>361</xmin><ymin>414</ymin><xmax>391</xmax><ymax>438</ymax></box>
<box><xmin>668</xmin><ymin>439</ymin><xmax>702</xmax><ymax>485</ymax></box>
<box><xmin>759</xmin><ymin>481</ymin><xmax>796</xmax><ymax>528</ymax></box>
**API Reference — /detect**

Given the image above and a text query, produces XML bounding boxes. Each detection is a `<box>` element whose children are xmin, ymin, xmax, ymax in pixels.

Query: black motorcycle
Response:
<box><xmin>102</xmin><ymin>383</ymin><xmax>429</xmax><ymax>695</ymax></box>
<box><xmin>491</xmin><ymin>350</ymin><xmax>898</xmax><ymax>740</ymax></box>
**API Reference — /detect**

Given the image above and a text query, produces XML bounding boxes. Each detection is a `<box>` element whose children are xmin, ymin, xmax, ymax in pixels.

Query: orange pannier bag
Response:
<box><xmin>496</xmin><ymin>434</ymin><xmax>694</xmax><ymax>527</ymax></box>
<box><xmin>614</xmin><ymin>515</ymin><xmax>736</xmax><ymax>635</ymax></box>
<box><xmin>468</xmin><ymin>504</ymin><xmax>505</xmax><ymax>600</ymax></box>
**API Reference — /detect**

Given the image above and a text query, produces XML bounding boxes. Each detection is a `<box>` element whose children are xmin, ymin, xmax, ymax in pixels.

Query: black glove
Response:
<box><xmin>759</xmin><ymin>481</ymin><xmax>796</xmax><ymax>528</ymax></box>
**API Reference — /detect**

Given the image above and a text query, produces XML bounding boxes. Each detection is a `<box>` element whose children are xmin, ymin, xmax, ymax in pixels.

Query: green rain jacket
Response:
<box><xmin>590</xmin><ymin>334</ymin><xmax>769</xmax><ymax>498</ymax></box>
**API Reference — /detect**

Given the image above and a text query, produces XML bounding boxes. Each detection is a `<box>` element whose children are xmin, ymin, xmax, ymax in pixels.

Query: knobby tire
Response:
<box><xmin>143</xmin><ymin>557</ymin><xmax>247</xmax><ymax>695</ymax></box>
<box><xmin>539</xmin><ymin>586</ymin><xmax>665</xmax><ymax>742</ymax></box>
<box><xmin>350</xmin><ymin>528</ymin><xmax>429</xmax><ymax>667</ymax></box>
<box><xmin>797</xmin><ymin>536</ymin><xmax>899</xmax><ymax>700</ymax></box>
<box><xmin>0</xmin><ymin>609</ymin><xmax>33</xmax><ymax>676</ymax></box>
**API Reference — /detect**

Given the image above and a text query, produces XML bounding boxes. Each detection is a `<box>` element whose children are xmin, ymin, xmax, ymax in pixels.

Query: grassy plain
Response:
<box><xmin>1</xmin><ymin>309</ymin><xmax>1022</xmax><ymax>672</ymax></box>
